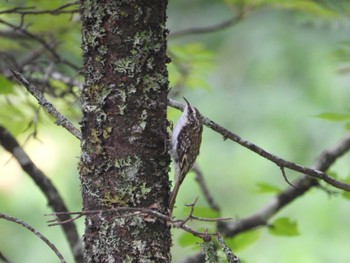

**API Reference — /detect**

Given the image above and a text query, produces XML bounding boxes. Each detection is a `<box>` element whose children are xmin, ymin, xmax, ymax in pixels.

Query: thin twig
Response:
<box><xmin>0</xmin><ymin>213</ymin><xmax>66</xmax><ymax>263</ymax></box>
<box><xmin>47</xmin><ymin>206</ymin><xmax>224</xmax><ymax>240</ymax></box>
<box><xmin>279</xmin><ymin>166</ymin><xmax>298</xmax><ymax>189</ymax></box>
<box><xmin>180</xmin><ymin>198</ymin><xmax>199</xmax><ymax>225</ymax></box>
<box><xmin>168</xmin><ymin>98</ymin><xmax>350</xmax><ymax>192</ymax></box>
<box><xmin>17</xmin><ymin>44</ymin><xmax>52</xmax><ymax>70</ymax></box>
<box><xmin>191</xmin><ymin>215</ymin><xmax>232</xmax><ymax>222</ymax></box>
<box><xmin>0</xmin><ymin>1</ymin><xmax>79</xmax><ymax>15</ymax></box>
<box><xmin>170</xmin><ymin>10</ymin><xmax>246</xmax><ymax>38</ymax></box>
<box><xmin>192</xmin><ymin>165</ymin><xmax>220</xmax><ymax>211</ymax></box>
<box><xmin>11</xmin><ymin>70</ymin><xmax>82</xmax><ymax>140</ymax></box>
<box><xmin>47</xmin><ymin>214</ymin><xmax>83</xmax><ymax>226</ymax></box>
<box><xmin>174</xmin><ymin>198</ymin><xmax>230</xmax><ymax>223</ymax></box>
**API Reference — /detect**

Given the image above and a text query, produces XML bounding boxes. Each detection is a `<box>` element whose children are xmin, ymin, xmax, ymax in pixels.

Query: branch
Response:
<box><xmin>0</xmin><ymin>2</ymin><xmax>79</xmax><ymax>16</ymax></box>
<box><xmin>0</xmin><ymin>126</ymin><xmax>83</xmax><ymax>263</ymax></box>
<box><xmin>17</xmin><ymin>44</ymin><xmax>54</xmax><ymax>70</ymax></box>
<box><xmin>172</xmin><ymin>199</ymin><xmax>231</xmax><ymax>226</ymax></box>
<box><xmin>218</xmin><ymin>132</ymin><xmax>350</xmax><ymax>237</ymax></box>
<box><xmin>48</xmin><ymin>204</ymin><xmax>232</xmax><ymax>263</ymax></box>
<box><xmin>0</xmin><ymin>19</ymin><xmax>79</xmax><ymax>70</ymax></box>
<box><xmin>48</xmin><ymin>206</ymin><xmax>229</xmax><ymax>240</ymax></box>
<box><xmin>0</xmin><ymin>250</ymin><xmax>11</xmax><ymax>263</ymax></box>
<box><xmin>170</xmin><ymin>99</ymin><xmax>350</xmax><ymax>262</ymax></box>
<box><xmin>0</xmin><ymin>213</ymin><xmax>66</xmax><ymax>263</ymax></box>
<box><xmin>11</xmin><ymin>70</ymin><xmax>82</xmax><ymax>140</ymax></box>
<box><xmin>0</xmin><ymin>30</ymin><xmax>31</xmax><ymax>40</ymax></box>
<box><xmin>192</xmin><ymin>165</ymin><xmax>220</xmax><ymax>211</ymax></box>
<box><xmin>170</xmin><ymin>10</ymin><xmax>246</xmax><ymax>38</ymax></box>
<box><xmin>168</xmin><ymin>98</ymin><xmax>350</xmax><ymax>192</ymax></box>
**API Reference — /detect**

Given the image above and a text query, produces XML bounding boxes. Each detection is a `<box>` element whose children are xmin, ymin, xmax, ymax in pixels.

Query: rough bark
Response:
<box><xmin>79</xmin><ymin>0</ymin><xmax>171</xmax><ymax>262</ymax></box>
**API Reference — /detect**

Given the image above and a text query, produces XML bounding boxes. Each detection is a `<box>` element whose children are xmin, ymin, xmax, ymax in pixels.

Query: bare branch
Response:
<box><xmin>0</xmin><ymin>19</ymin><xmax>79</xmax><ymax>70</ymax></box>
<box><xmin>17</xmin><ymin>44</ymin><xmax>54</xmax><ymax>70</ymax></box>
<box><xmin>0</xmin><ymin>126</ymin><xmax>83</xmax><ymax>263</ymax></box>
<box><xmin>174</xmin><ymin>198</ymin><xmax>230</xmax><ymax>224</ymax></box>
<box><xmin>48</xmin><ymin>206</ymin><xmax>224</xmax><ymax>240</ymax></box>
<box><xmin>191</xmin><ymin>215</ymin><xmax>231</xmax><ymax>222</ymax></box>
<box><xmin>0</xmin><ymin>213</ymin><xmax>66</xmax><ymax>263</ymax></box>
<box><xmin>0</xmin><ymin>30</ymin><xmax>31</xmax><ymax>40</ymax></box>
<box><xmin>0</xmin><ymin>1</ymin><xmax>79</xmax><ymax>16</ymax></box>
<box><xmin>168</xmin><ymin>98</ymin><xmax>350</xmax><ymax>192</ymax></box>
<box><xmin>170</xmin><ymin>9</ymin><xmax>247</xmax><ymax>39</ymax></box>
<box><xmin>181</xmin><ymin>119</ymin><xmax>350</xmax><ymax>263</ymax></box>
<box><xmin>279</xmin><ymin>165</ymin><xmax>298</xmax><ymax>189</ymax></box>
<box><xmin>218</xmin><ymin>132</ymin><xmax>350</xmax><ymax>237</ymax></box>
<box><xmin>192</xmin><ymin>165</ymin><xmax>220</xmax><ymax>211</ymax></box>
<box><xmin>11</xmin><ymin>70</ymin><xmax>82</xmax><ymax>140</ymax></box>
<box><xmin>0</xmin><ymin>250</ymin><xmax>12</xmax><ymax>263</ymax></box>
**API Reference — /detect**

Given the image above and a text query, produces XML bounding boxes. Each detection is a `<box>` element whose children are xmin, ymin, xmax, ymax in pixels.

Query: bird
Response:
<box><xmin>168</xmin><ymin>98</ymin><xmax>203</xmax><ymax>212</ymax></box>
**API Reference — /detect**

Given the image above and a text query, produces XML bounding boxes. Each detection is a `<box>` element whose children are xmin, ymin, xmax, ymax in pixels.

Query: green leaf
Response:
<box><xmin>342</xmin><ymin>191</ymin><xmax>350</xmax><ymax>200</ymax></box>
<box><xmin>254</xmin><ymin>182</ymin><xmax>281</xmax><ymax>194</ymax></box>
<box><xmin>345</xmin><ymin>122</ymin><xmax>350</xmax><ymax>131</ymax></box>
<box><xmin>224</xmin><ymin>229</ymin><xmax>262</xmax><ymax>252</ymax></box>
<box><xmin>334</xmin><ymin>41</ymin><xmax>350</xmax><ymax>63</ymax></box>
<box><xmin>178</xmin><ymin>231</ymin><xmax>202</xmax><ymax>249</ymax></box>
<box><xmin>315</xmin><ymin>112</ymin><xmax>350</xmax><ymax>121</ymax></box>
<box><xmin>225</xmin><ymin>0</ymin><xmax>337</xmax><ymax>18</ymax></box>
<box><xmin>268</xmin><ymin>217</ymin><xmax>300</xmax><ymax>237</ymax></box>
<box><xmin>274</xmin><ymin>1</ymin><xmax>337</xmax><ymax>18</ymax></box>
<box><xmin>0</xmin><ymin>75</ymin><xmax>14</xmax><ymax>94</ymax></box>
<box><xmin>168</xmin><ymin>42</ymin><xmax>213</xmax><ymax>90</ymax></box>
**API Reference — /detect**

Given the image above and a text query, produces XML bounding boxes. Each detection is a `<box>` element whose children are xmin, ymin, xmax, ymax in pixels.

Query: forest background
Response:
<box><xmin>1</xmin><ymin>0</ymin><xmax>350</xmax><ymax>262</ymax></box>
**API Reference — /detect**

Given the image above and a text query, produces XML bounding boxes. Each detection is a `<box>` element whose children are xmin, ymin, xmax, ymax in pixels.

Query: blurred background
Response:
<box><xmin>1</xmin><ymin>0</ymin><xmax>350</xmax><ymax>262</ymax></box>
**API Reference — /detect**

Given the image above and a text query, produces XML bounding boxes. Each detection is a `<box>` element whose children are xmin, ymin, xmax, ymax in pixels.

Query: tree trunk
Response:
<box><xmin>79</xmin><ymin>0</ymin><xmax>171</xmax><ymax>262</ymax></box>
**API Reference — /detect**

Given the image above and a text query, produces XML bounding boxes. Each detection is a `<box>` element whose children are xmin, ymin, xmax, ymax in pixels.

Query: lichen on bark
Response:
<box><xmin>79</xmin><ymin>0</ymin><xmax>171</xmax><ymax>261</ymax></box>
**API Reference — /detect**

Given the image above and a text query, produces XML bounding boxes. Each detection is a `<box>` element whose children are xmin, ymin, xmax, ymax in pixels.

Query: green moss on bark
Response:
<box><xmin>79</xmin><ymin>0</ymin><xmax>171</xmax><ymax>262</ymax></box>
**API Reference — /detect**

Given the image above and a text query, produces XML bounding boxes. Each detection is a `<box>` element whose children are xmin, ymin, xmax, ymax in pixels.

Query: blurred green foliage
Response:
<box><xmin>169</xmin><ymin>42</ymin><xmax>214</xmax><ymax>90</ymax></box>
<box><xmin>0</xmin><ymin>75</ymin><xmax>13</xmax><ymax>94</ymax></box>
<box><xmin>224</xmin><ymin>229</ymin><xmax>262</xmax><ymax>252</ymax></box>
<box><xmin>268</xmin><ymin>217</ymin><xmax>300</xmax><ymax>237</ymax></box>
<box><xmin>169</xmin><ymin>0</ymin><xmax>350</xmax><ymax>262</ymax></box>
<box><xmin>1</xmin><ymin>0</ymin><xmax>350</xmax><ymax>262</ymax></box>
